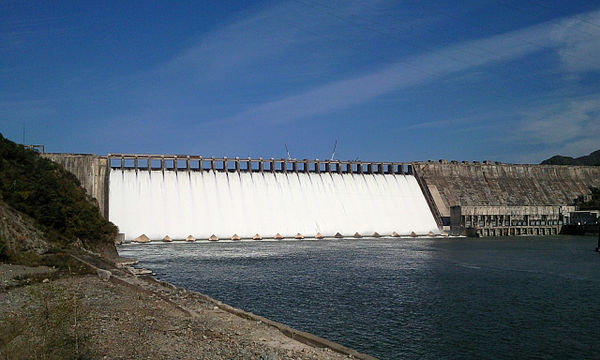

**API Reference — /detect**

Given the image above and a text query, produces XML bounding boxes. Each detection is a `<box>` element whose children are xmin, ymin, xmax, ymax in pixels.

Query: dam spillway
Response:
<box><xmin>107</xmin><ymin>157</ymin><xmax>439</xmax><ymax>241</ymax></box>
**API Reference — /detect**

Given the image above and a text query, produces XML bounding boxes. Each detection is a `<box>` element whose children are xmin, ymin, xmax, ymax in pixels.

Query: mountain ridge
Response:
<box><xmin>540</xmin><ymin>150</ymin><xmax>600</xmax><ymax>166</ymax></box>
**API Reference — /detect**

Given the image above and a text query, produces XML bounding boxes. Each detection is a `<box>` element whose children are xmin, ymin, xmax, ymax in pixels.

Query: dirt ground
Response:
<box><xmin>0</xmin><ymin>262</ymin><xmax>367</xmax><ymax>360</ymax></box>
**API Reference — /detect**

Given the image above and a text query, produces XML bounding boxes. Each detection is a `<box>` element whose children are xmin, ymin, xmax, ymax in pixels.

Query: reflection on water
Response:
<box><xmin>119</xmin><ymin>236</ymin><xmax>600</xmax><ymax>360</ymax></box>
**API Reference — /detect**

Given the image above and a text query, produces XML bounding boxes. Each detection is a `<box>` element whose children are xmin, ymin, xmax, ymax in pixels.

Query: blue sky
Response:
<box><xmin>2</xmin><ymin>0</ymin><xmax>599</xmax><ymax>163</ymax></box>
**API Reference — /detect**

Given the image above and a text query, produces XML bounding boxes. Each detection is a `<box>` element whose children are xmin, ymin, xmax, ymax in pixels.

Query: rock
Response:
<box><xmin>261</xmin><ymin>352</ymin><xmax>278</xmax><ymax>360</ymax></box>
<box><xmin>126</xmin><ymin>267</ymin><xmax>152</xmax><ymax>276</ymax></box>
<box><xmin>97</xmin><ymin>269</ymin><xmax>111</xmax><ymax>281</ymax></box>
<box><xmin>133</xmin><ymin>234</ymin><xmax>151</xmax><ymax>243</ymax></box>
<box><xmin>0</xmin><ymin>200</ymin><xmax>49</xmax><ymax>254</ymax></box>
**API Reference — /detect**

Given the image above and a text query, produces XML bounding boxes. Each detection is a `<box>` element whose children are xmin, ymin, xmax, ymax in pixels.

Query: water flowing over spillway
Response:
<box><xmin>109</xmin><ymin>170</ymin><xmax>439</xmax><ymax>241</ymax></box>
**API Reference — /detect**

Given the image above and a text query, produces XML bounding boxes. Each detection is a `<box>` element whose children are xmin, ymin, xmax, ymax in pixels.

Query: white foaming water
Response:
<box><xmin>109</xmin><ymin>170</ymin><xmax>439</xmax><ymax>240</ymax></box>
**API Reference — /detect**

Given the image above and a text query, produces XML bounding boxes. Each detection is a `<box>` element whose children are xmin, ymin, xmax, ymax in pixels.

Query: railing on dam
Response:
<box><xmin>107</xmin><ymin>154</ymin><xmax>414</xmax><ymax>175</ymax></box>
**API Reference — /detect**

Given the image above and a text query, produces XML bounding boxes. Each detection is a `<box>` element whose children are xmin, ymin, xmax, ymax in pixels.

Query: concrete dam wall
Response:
<box><xmin>413</xmin><ymin>161</ymin><xmax>600</xmax><ymax>236</ymax></box>
<box><xmin>44</xmin><ymin>153</ymin><xmax>599</xmax><ymax>239</ymax></box>
<box><xmin>413</xmin><ymin>161</ymin><xmax>600</xmax><ymax>217</ymax></box>
<box><xmin>43</xmin><ymin>153</ymin><xmax>440</xmax><ymax>240</ymax></box>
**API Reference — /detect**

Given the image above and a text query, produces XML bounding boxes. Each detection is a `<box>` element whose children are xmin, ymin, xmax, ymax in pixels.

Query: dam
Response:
<box><xmin>45</xmin><ymin>154</ymin><xmax>441</xmax><ymax>241</ymax></box>
<box><xmin>43</xmin><ymin>153</ymin><xmax>600</xmax><ymax>239</ymax></box>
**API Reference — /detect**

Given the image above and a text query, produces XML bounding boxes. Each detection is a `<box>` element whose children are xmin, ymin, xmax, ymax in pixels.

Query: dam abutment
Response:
<box><xmin>43</xmin><ymin>153</ymin><xmax>110</xmax><ymax>217</ymax></box>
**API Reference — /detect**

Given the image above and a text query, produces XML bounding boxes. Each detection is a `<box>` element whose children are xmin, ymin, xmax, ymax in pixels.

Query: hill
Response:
<box><xmin>541</xmin><ymin>150</ymin><xmax>600</xmax><ymax>166</ymax></box>
<box><xmin>0</xmin><ymin>134</ymin><xmax>118</xmax><ymax>261</ymax></box>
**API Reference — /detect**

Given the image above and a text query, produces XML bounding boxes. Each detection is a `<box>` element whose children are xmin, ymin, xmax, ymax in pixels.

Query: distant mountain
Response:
<box><xmin>541</xmin><ymin>150</ymin><xmax>600</xmax><ymax>166</ymax></box>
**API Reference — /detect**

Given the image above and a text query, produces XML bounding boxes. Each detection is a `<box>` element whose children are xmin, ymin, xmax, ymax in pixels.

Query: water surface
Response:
<box><xmin>119</xmin><ymin>236</ymin><xmax>600</xmax><ymax>359</ymax></box>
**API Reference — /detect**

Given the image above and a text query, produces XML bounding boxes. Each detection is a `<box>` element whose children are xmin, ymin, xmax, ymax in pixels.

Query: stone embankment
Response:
<box><xmin>1</xmin><ymin>256</ymin><xmax>376</xmax><ymax>360</ymax></box>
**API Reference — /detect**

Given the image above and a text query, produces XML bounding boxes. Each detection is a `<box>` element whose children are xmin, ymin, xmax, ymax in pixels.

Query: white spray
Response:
<box><xmin>109</xmin><ymin>170</ymin><xmax>439</xmax><ymax>240</ymax></box>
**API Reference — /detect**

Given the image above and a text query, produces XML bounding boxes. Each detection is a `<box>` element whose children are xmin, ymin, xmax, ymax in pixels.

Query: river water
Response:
<box><xmin>118</xmin><ymin>236</ymin><xmax>600</xmax><ymax>359</ymax></box>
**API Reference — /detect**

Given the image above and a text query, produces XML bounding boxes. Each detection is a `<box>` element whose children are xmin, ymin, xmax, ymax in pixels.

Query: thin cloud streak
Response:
<box><xmin>225</xmin><ymin>9</ymin><xmax>600</xmax><ymax>125</ymax></box>
<box><xmin>519</xmin><ymin>94</ymin><xmax>600</xmax><ymax>145</ymax></box>
<box><xmin>159</xmin><ymin>0</ymin><xmax>394</xmax><ymax>82</ymax></box>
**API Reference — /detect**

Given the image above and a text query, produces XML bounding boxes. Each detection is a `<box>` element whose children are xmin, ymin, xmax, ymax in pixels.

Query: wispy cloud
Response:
<box><xmin>158</xmin><ymin>0</ymin><xmax>397</xmax><ymax>83</ymax></box>
<box><xmin>108</xmin><ymin>0</ymin><xmax>436</xmax><ymax>128</ymax></box>
<box><xmin>222</xmin><ymin>9</ymin><xmax>600</xmax><ymax>125</ymax></box>
<box><xmin>518</xmin><ymin>93</ymin><xmax>600</xmax><ymax>153</ymax></box>
<box><xmin>552</xmin><ymin>11</ymin><xmax>600</xmax><ymax>73</ymax></box>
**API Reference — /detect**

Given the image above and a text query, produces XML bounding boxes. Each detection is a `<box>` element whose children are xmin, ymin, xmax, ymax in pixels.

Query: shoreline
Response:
<box><xmin>79</xmin><ymin>253</ymin><xmax>378</xmax><ymax>359</ymax></box>
<box><xmin>1</xmin><ymin>254</ymin><xmax>377</xmax><ymax>359</ymax></box>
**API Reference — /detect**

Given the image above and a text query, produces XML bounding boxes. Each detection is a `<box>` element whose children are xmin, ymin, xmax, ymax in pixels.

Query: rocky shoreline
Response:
<box><xmin>1</xmin><ymin>254</ymin><xmax>377</xmax><ymax>360</ymax></box>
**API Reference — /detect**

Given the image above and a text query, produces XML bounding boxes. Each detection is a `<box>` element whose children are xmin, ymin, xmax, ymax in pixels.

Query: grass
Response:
<box><xmin>0</xmin><ymin>282</ymin><xmax>92</xmax><ymax>360</ymax></box>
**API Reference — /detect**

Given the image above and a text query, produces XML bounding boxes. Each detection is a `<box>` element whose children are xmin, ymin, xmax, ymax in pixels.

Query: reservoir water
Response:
<box><xmin>118</xmin><ymin>236</ymin><xmax>600</xmax><ymax>359</ymax></box>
